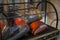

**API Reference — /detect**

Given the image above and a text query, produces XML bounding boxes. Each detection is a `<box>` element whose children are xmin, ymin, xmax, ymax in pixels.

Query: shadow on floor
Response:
<box><xmin>58</xmin><ymin>31</ymin><xmax>60</xmax><ymax>40</ymax></box>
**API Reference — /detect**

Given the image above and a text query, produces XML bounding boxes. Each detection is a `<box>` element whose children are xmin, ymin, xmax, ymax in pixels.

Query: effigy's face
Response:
<box><xmin>29</xmin><ymin>10</ymin><xmax>36</xmax><ymax>15</ymax></box>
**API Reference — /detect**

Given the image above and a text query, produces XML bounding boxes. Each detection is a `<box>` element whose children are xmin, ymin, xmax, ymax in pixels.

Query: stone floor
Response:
<box><xmin>58</xmin><ymin>31</ymin><xmax>60</xmax><ymax>40</ymax></box>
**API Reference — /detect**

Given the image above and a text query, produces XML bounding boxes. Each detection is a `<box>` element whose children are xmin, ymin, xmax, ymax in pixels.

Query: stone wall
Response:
<box><xmin>47</xmin><ymin>0</ymin><xmax>60</xmax><ymax>29</ymax></box>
